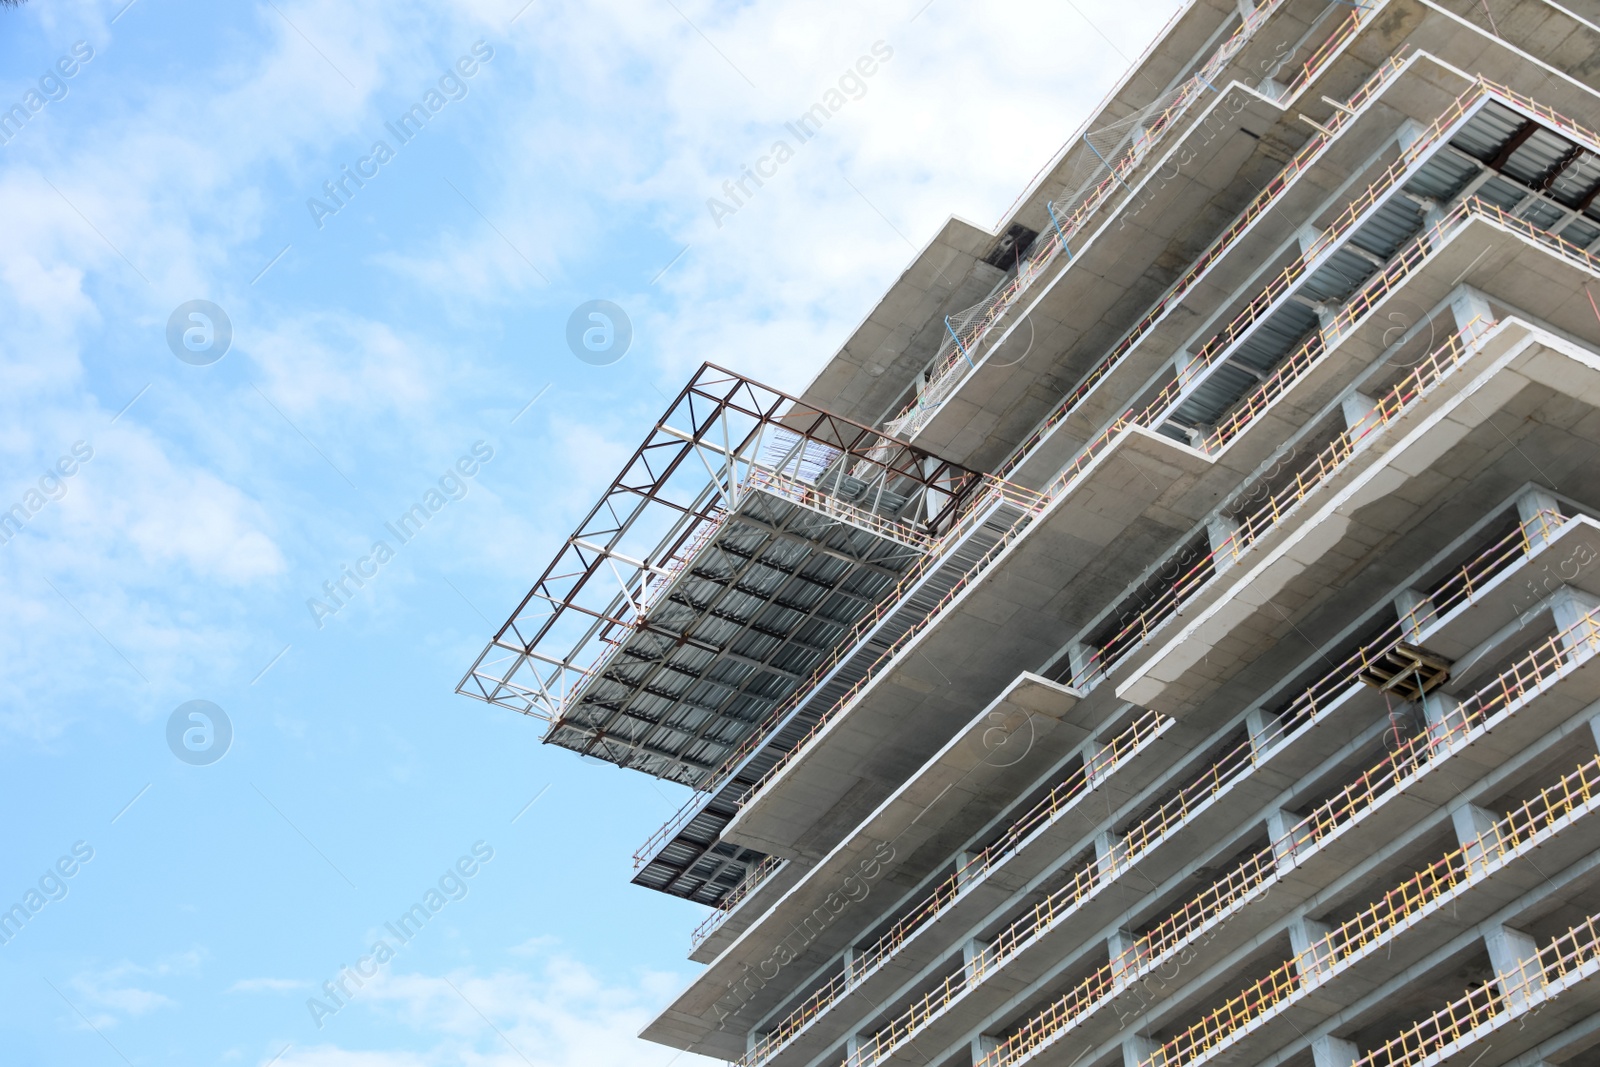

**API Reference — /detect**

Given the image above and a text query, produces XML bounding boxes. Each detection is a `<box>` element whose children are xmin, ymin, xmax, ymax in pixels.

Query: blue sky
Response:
<box><xmin>0</xmin><ymin>0</ymin><xmax>1176</xmax><ymax>1063</ymax></box>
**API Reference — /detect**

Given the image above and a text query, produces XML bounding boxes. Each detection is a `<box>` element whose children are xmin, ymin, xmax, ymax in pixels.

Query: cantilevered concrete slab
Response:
<box><xmin>718</xmin><ymin>428</ymin><xmax>1219</xmax><ymax>864</ymax></box>
<box><xmin>1121</xmin><ymin>322</ymin><xmax>1600</xmax><ymax>719</ymax></box>
<box><xmin>645</xmin><ymin>674</ymin><xmax>1086</xmax><ymax>1057</ymax></box>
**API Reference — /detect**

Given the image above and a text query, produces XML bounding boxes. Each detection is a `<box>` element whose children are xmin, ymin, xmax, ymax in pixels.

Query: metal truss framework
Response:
<box><xmin>456</xmin><ymin>363</ymin><xmax>982</xmax><ymax>786</ymax></box>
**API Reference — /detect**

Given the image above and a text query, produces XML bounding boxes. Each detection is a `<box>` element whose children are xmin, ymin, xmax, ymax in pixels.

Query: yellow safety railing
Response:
<box><xmin>1001</xmin><ymin>66</ymin><xmax>1600</xmax><ymax>485</ymax></box>
<box><xmin>1142</xmin><ymin>754</ymin><xmax>1600</xmax><ymax>1067</ymax></box>
<box><xmin>1356</xmin><ymin>911</ymin><xmax>1600</xmax><ymax>1067</ymax></box>
<box><xmin>634</xmin><ymin>472</ymin><xmax>1045</xmax><ymax>866</ymax></box>
<box><xmin>994</xmin><ymin>49</ymin><xmax>1409</xmax><ymax>478</ymax></box>
<box><xmin>893</xmin><ymin>0</ymin><xmax>1389</xmax><ymax>439</ymax></box>
<box><xmin>691</xmin><ymin>854</ymin><xmax>785</xmax><ymax>948</ymax></box>
<box><xmin>1079</xmin><ymin>312</ymin><xmax>1495</xmax><ymax>686</ymax></box>
<box><xmin>735</xmin><ymin>709</ymin><xmax>1170</xmax><ymax>1067</ymax></box>
<box><xmin>848</xmin><ymin>600</ymin><xmax>1600</xmax><ymax>1067</ymax></box>
<box><xmin>642</xmin><ymin>73</ymin><xmax>1600</xmax><ymax>885</ymax></box>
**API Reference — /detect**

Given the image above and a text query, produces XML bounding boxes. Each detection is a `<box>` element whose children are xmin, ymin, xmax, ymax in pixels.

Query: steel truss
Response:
<box><xmin>456</xmin><ymin>363</ymin><xmax>982</xmax><ymax>785</ymax></box>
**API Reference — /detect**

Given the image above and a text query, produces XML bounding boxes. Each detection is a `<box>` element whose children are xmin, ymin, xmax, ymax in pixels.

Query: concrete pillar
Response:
<box><xmin>1109</xmin><ymin>928</ymin><xmax>1150</xmax><ymax>982</ymax></box>
<box><xmin>1451</xmin><ymin>802</ymin><xmax>1505</xmax><ymax>877</ymax></box>
<box><xmin>956</xmin><ymin>851</ymin><xmax>983</xmax><ymax>890</ymax></box>
<box><xmin>1267</xmin><ymin>808</ymin><xmax>1305</xmax><ymax>868</ymax></box>
<box><xmin>1068</xmin><ymin>642</ymin><xmax>1099</xmax><ymax>689</ymax></box>
<box><xmin>1297</xmin><ymin>223</ymin><xmax>1327</xmax><ymax>261</ymax></box>
<box><xmin>971</xmin><ymin>1034</ymin><xmax>1001</xmax><ymax>1062</ymax></box>
<box><xmin>1590</xmin><ymin>710</ymin><xmax>1600</xmax><ymax>752</ymax></box>
<box><xmin>1484</xmin><ymin>925</ymin><xmax>1543</xmax><ymax>1009</ymax></box>
<box><xmin>1342</xmin><ymin>391</ymin><xmax>1381</xmax><ymax>442</ymax></box>
<box><xmin>1247</xmin><ymin>707</ymin><xmax>1282</xmax><ymax>757</ymax></box>
<box><xmin>1122</xmin><ymin>1034</ymin><xmax>1159</xmax><ymax>1067</ymax></box>
<box><xmin>1310</xmin><ymin>1035</ymin><xmax>1360</xmax><ymax>1067</ymax></box>
<box><xmin>1550</xmin><ymin>586</ymin><xmax>1600</xmax><ymax>655</ymax></box>
<box><xmin>1396</xmin><ymin>118</ymin><xmax>1430</xmax><ymax>155</ymax></box>
<box><xmin>1423</xmin><ymin>691</ymin><xmax>1468</xmax><ymax>747</ymax></box>
<box><xmin>1083</xmin><ymin>737</ymin><xmax>1113</xmax><ymax>786</ymax></box>
<box><xmin>1096</xmin><ymin>830</ymin><xmax>1129</xmax><ymax>878</ymax></box>
<box><xmin>1172</xmin><ymin>349</ymin><xmax>1205</xmax><ymax>390</ymax></box>
<box><xmin>747</xmin><ymin>1029</ymin><xmax>767</xmax><ymax>1055</ymax></box>
<box><xmin>1208</xmin><ymin>514</ymin><xmax>1242</xmax><ymax>573</ymax></box>
<box><xmin>1449</xmin><ymin>287</ymin><xmax>1495</xmax><ymax>343</ymax></box>
<box><xmin>1516</xmin><ymin>487</ymin><xmax>1564</xmax><ymax>546</ymax></box>
<box><xmin>962</xmin><ymin>937</ymin><xmax>991</xmax><ymax>984</ymax></box>
<box><xmin>1289</xmin><ymin>915</ymin><xmax>1337</xmax><ymax>981</ymax></box>
<box><xmin>842</xmin><ymin>945</ymin><xmax>858</xmax><ymax>983</ymax></box>
<box><xmin>1394</xmin><ymin>588</ymin><xmax>1437</xmax><ymax>642</ymax></box>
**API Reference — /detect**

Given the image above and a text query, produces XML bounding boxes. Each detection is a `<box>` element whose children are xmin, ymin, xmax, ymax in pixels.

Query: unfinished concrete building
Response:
<box><xmin>459</xmin><ymin>2</ymin><xmax>1600</xmax><ymax>1065</ymax></box>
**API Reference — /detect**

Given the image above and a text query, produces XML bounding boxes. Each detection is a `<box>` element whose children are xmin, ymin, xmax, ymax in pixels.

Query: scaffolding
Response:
<box><xmin>456</xmin><ymin>363</ymin><xmax>981</xmax><ymax>787</ymax></box>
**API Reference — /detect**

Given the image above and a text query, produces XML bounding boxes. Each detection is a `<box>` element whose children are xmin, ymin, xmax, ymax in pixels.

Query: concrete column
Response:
<box><xmin>1590</xmin><ymin>710</ymin><xmax>1600</xmax><ymax>752</ymax></box>
<box><xmin>1297</xmin><ymin>223</ymin><xmax>1327</xmax><ymax>261</ymax></box>
<box><xmin>1394</xmin><ymin>588</ymin><xmax>1437</xmax><ymax>641</ymax></box>
<box><xmin>1109</xmin><ymin>927</ymin><xmax>1150</xmax><ymax>982</ymax></box>
<box><xmin>1208</xmin><ymin>514</ymin><xmax>1242</xmax><ymax>573</ymax></box>
<box><xmin>747</xmin><ymin>1029</ymin><xmax>768</xmax><ymax>1055</ymax></box>
<box><xmin>1246</xmin><ymin>707</ymin><xmax>1282</xmax><ymax>757</ymax></box>
<box><xmin>1484</xmin><ymin>925</ymin><xmax>1543</xmax><ymax>1009</ymax></box>
<box><xmin>1289</xmin><ymin>915</ymin><xmax>1336</xmax><ymax>981</ymax></box>
<box><xmin>1396</xmin><ymin>118</ymin><xmax>1430</xmax><ymax>155</ymax></box>
<box><xmin>1310</xmin><ymin>1034</ymin><xmax>1360</xmax><ymax>1067</ymax></box>
<box><xmin>1122</xmin><ymin>1034</ymin><xmax>1159</xmax><ymax>1067</ymax></box>
<box><xmin>1449</xmin><ymin>287</ymin><xmax>1495</xmax><ymax>344</ymax></box>
<box><xmin>1423</xmin><ymin>691</ymin><xmax>1467</xmax><ymax>747</ymax></box>
<box><xmin>971</xmin><ymin>1034</ymin><xmax>1001</xmax><ymax>1062</ymax></box>
<box><xmin>1068</xmin><ymin>642</ymin><xmax>1100</xmax><ymax>690</ymax></box>
<box><xmin>842</xmin><ymin>945</ymin><xmax>858</xmax><ymax>983</ymax></box>
<box><xmin>1267</xmin><ymin>808</ymin><xmax>1305</xmax><ymax>868</ymax></box>
<box><xmin>1172</xmin><ymin>349</ymin><xmax>1205</xmax><ymax>390</ymax></box>
<box><xmin>1342</xmin><ymin>391</ymin><xmax>1381</xmax><ymax>443</ymax></box>
<box><xmin>1096</xmin><ymin>830</ymin><xmax>1129</xmax><ymax>878</ymax></box>
<box><xmin>962</xmin><ymin>937</ymin><xmax>991</xmax><ymax>984</ymax></box>
<box><xmin>1549</xmin><ymin>586</ymin><xmax>1600</xmax><ymax>655</ymax></box>
<box><xmin>956</xmin><ymin>851</ymin><xmax>983</xmax><ymax>891</ymax></box>
<box><xmin>1516</xmin><ymin>487</ymin><xmax>1563</xmax><ymax>546</ymax></box>
<box><xmin>1451</xmin><ymin>802</ymin><xmax>1505</xmax><ymax>877</ymax></box>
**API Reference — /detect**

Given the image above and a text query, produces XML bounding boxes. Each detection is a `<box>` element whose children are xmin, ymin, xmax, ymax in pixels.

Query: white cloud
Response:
<box><xmin>65</xmin><ymin>952</ymin><xmax>201</xmax><ymax>1029</ymax></box>
<box><xmin>230</xmin><ymin>977</ymin><xmax>311</xmax><ymax>993</ymax></box>
<box><xmin>279</xmin><ymin>953</ymin><xmax>720</xmax><ymax>1067</ymax></box>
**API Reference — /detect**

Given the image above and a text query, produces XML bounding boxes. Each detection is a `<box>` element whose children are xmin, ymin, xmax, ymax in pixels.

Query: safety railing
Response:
<box><xmin>889</xmin><ymin>0</ymin><xmax>1387</xmax><ymax>439</ymax></box>
<box><xmin>848</xmin><ymin>597</ymin><xmax>1600</xmax><ymax>1067</ymax></box>
<box><xmin>633</xmin><ymin>473</ymin><xmax>1046</xmax><ymax>868</ymax></box>
<box><xmin>1075</xmin><ymin>312</ymin><xmax>1495</xmax><ymax>688</ymax></box>
<box><xmin>691</xmin><ymin>855</ymin><xmax>786</xmax><ymax>949</ymax></box>
<box><xmin>1000</xmin><ymin>63</ymin><xmax>1577</xmax><ymax>484</ymax></box>
<box><xmin>744</xmin><ymin>468</ymin><xmax>936</xmax><ymax>549</ymax></box>
<box><xmin>993</xmin><ymin>47</ymin><xmax>1410</xmax><ymax>478</ymax></box>
<box><xmin>735</xmin><ymin>709</ymin><xmax>1170</xmax><ymax>1067</ymax></box>
<box><xmin>1142</xmin><ymin>754</ymin><xmax>1600</xmax><ymax>1067</ymax></box>
<box><xmin>647</xmin><ymin>79</ymin><xmax>1600</xmax><ymax>886</ymax></box>
<box><xmin>1356</xmin><ymin>911</ymin><xmax>1600</xmax><ymax>1067</ymax></box>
